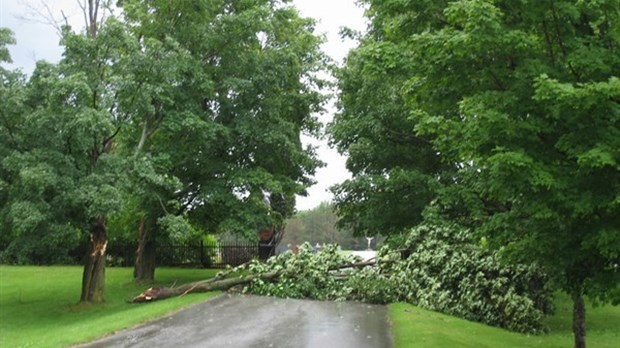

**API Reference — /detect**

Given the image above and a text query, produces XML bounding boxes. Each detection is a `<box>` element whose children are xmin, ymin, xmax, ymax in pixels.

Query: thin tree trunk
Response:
<box><xmin>573</xmin><ymin>293</ymin><xmax>586</xmax><ymax>348</ymax></box>
<box><xmin>134</xmin><ymin>217</ymin><xmax>156</xmax><ymax>282</ymax></box>
<box><xmin>81</xmin><ymin>216</ymin><xmax>107</xmax><ymax>303</ymax></box>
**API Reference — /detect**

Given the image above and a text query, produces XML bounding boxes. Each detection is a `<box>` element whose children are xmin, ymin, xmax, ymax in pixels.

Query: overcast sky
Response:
<box><xmin>0</xmin><ymin>0</ymin><xmax>367</xmax><ymax>211</ymax></box>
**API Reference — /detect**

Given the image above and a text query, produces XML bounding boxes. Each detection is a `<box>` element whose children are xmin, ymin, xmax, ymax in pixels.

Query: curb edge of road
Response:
<box><xmin>73</xmin><ymin>292</ymin><xmax>230</xmax><ymax>347</ymax></box>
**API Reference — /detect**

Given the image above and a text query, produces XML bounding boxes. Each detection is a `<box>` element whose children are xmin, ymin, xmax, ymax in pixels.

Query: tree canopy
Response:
<box><xmin>331</xmin><ymin>1</ymin><xmax>619</xmax><ymax>347</ymax></box>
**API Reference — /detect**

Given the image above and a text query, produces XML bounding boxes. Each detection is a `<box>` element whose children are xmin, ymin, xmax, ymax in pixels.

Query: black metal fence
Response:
<box><xmin>106</xmin><ymin>240</ymin><xmax>264</xmax><ymax>268</ymax></box>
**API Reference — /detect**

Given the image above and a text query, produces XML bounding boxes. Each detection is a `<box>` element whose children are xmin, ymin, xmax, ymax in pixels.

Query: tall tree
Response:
<box><xmin>0</xmin><ymin>29</ymin><xmax>32</xmax><ymax>261</ymax></box>
<box><xmin>1</xmin><ymin>5</ymin><xmax>133</xmax><ymax>301</ymax></box>
<box><xmin>117</xmin><ymin>0</ymin><xmax>327</xmax><ymax>281</ymax></box>
<box><xmin>337</xmin><ymin>1</ymin><xmax>620</xmax><ymax>347</ymax></box>
<box><xmin>59</xmin><ymin>1</ymin><xmax>136</xmax><ymax>301</ymax></box>
<box><xmin>329</xmin><ymin>3</ymin><xmax>447</xmax><ymax>237</ymax></box>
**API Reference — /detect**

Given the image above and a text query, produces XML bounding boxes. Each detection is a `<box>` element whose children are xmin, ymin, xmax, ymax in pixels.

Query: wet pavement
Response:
<box><xmin>79</xmin><ymin>294</ymin><xmax>393</xmax><ymax>348</ymax></box>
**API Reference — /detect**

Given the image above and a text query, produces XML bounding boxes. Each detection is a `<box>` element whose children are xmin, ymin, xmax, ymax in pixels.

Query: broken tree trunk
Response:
<box><xmin>131</xmin><ymin>259</ymin><xmax>381</xmax><ymax>303</ymax></box>
<box><xmin>81</xmin><ymin>216</ymin><xmax>108</xmax><ymax>303</ymax></box>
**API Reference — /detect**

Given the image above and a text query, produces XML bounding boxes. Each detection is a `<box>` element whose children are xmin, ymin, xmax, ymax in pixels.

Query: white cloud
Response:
<box><xmin>0</xmin><ymin>0</ymin><xmax>85</xmax><ymax>72</ymax></box>
<box><xmin>292</xmin><ymin>0</ymin><xmax>366</xmax><ymax>211</ymax></box>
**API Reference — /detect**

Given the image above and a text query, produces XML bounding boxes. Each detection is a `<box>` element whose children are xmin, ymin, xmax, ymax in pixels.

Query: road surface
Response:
<box><xmin>79</xmin><ymin>294</ymin><xmax>393</xmax><ymax>348</ymax></box>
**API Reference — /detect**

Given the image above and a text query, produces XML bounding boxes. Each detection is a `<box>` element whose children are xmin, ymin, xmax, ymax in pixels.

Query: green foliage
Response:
<box><xmin>245</xmin><ymin>243</ymin><xmax>356</xmax><ymax>300</ymax></box>
<box><xmin>1</xmin><ymin>1</ymin><xmax>328</xmax><ymax>269</ymax></box>
<box><xmin>0</xmin><ymin>19</ymin><xmax>131</xmax><ymax>264</ymax></box>
<box><xmin>202</xmin><ymin>234</ymin><xmax>218</xmax><ymax>245</ymax></box>
<box><xmin>405</xmin><ymin>0</ymin><xmax>620</xmax><ymax>304</ymax></box>
<box><xmin>242</xmin><ymin>223</ymin><xmax>553</xmax><ymax>334</ymax></box>
<box><xmin>384</xmin><ymin>223</ymin><xmax>553</xmax><ymax>334</ymax></box>
<box><xmin>330</xmin><ymin>33</ymin><xmax>443</xmax><ymax>235</ymax></box>
<box><xmin>332</xmin><ymin>1</ymin><xmax>620</xmax><ymax>338</ymax></box>
<box><xmin>111</xmin><ymin>0</ymin><xmax>329</xmax><ymax>245</ymax></box>
<box><xmin>0</xmin><ymin>224</ymin><xmax>82</xmax><ymax>265</ymax></box>
<box><xmin>0</xmin><ymin>27</ymin><xmax>15</xmax><ymax>63</ymax></box>
<box><xmin>157</xmin><ymin>214</ymin><xmax>201</xmax><ymax>244</ymax></box>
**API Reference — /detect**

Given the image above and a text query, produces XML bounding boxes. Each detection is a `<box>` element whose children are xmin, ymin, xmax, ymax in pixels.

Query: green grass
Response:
<box><xmin>3</xmin><ymin>266</ymin><xmax>618</xmax><ymax>347</ymax></box>
<box><xmin>390</xmin><ymin>295</ymin><xmax>620</xmax><ymax>347</ymax></box>
<box><xmin>0</xmin><ymin>266</ymin><xmax>221</xmax><ymax>348</ymax></box>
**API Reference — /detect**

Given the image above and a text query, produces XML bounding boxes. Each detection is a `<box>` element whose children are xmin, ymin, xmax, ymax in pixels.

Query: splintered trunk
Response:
<box><xmin>81</xmin><ymin>216</ymin><xmax>107</xmax><ymax>303</ymax></box>
<box><xmin>134</xmin><ymin>217</ymin><xmax>156</xmax><ymax>282</ymax></box>
<box><xmin>573</xmin><ymin>294</ymin><xmax>586</xmax><ymax>348</ymax></box>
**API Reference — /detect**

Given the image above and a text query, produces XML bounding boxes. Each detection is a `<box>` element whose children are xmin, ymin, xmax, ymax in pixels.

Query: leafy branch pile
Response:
<box><xmin>241</xmin><ymin>223</ymin><xmax>553</xmax><ymax>334</ymax></box>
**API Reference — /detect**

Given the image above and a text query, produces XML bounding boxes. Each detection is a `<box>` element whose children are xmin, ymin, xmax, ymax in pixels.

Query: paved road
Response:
<box><xmin>79</xmin><ymin>294</ymin><xmax>393</xmax><ymax>348</ymax></box>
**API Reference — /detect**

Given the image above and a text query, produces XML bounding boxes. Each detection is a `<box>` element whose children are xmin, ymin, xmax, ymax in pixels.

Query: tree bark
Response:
<box><xmin>131</xmin><ymin>272</ymin><xmax>280</xmax><ymax>303</ymax></box>
<box><xmin>134</xmin><ymin>217</ymin><xmax>156</xmax><ymax>282</ymax></box>
<box><xmin>573</xmin><ymin>293</ymin><xmax>586</xmax><ymax>348</ymax></box>
<box><xmin>81</xmin><ymin>216</ymin><xmax>107</xmax><ymax>303</ymax></box>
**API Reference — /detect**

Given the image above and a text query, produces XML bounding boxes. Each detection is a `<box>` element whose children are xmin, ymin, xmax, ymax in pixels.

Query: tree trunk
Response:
<box><xmin>131</xmin><ymin>272</ymin><xmax>280</xmax><ymax>303</ymax></box>
<box><xmin>81</xmin><ymin>216</ymin><xmax>107</xmax><ymax>303</ymax></box>
<box><xmin>573</xmin><ymin>293</ymin><xmax>586</xmax><ymax>348</ymax></box>
<box><xmin>134</xmin><ymin>217</ymin><xmax>156</xmax><ymax>282</ymax></box>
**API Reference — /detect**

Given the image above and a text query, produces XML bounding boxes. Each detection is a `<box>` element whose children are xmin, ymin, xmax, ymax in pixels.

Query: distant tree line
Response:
<box><xmin>282</xmin><ymin>202</ymin><xmax>380</xmax><ymax>250</ymax></box>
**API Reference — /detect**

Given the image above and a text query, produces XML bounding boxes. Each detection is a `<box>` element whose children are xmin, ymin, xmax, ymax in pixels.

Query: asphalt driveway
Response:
<box><xmin>78</xmin><ymin>294</ymin><xmax>393</xmax><ymax>348</ymax></box>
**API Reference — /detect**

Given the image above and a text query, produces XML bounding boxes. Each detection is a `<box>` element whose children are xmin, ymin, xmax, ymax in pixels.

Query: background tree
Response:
<box><xmin>0</xmin><ymin>29</ymin><xmax>43</xmax><ymax>263</ymax></box>
<box><xmin>329</xmin><ymin>6</ymin><xmax>447</xmax><ymax>237</ymax></box>
<box><xmin>112</xmin><ymin>25</ymin><xmax>197</xmax><ymax>282</ymax></box>
<box><xmin>336</xmin><ymin>1</ymin><xmax>619</xmax><ymax>347</ymax></box>
<box><xmin>282</xmin><ymin>202</ymin><xmax>367</xmax><ymax>250</ymax></box>
<box><xmin>1</xmin><ymin>0</ymin><xmax>136</xmax><ymax>302</ymax></box>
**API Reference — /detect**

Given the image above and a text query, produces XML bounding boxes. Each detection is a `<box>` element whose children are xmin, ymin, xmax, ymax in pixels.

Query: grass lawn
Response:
<box><xmin>390</xmin><ymin>294</ymin><xmax>620</xmax><ymax>347</ymax></box>
<box><xmin>0</xmin><ymin>265</ymin><xmax>221</xmax><ymax>348</ymax></box>
<box><xmin>3</xmin><ymin>265</ymin><xmax>618</xmax><ymax>347</ymax></box>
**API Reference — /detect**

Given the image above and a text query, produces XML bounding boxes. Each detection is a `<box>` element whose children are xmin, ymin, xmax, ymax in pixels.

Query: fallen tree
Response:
<box><xmin>131</xmin><ymin>257</ymin><xmax>378</xmax><ymax>303</ymax></box>
<box><xmin>131</xmin><ymin>223</ymin><xmax>555</xmax><ymax>334</ymax></box>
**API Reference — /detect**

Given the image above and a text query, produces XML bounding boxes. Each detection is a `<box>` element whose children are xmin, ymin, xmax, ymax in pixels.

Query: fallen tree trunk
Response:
<box><xmin>132</xmin><ymin>272</ymin><xmax>280</xmax><ymax>303</ymax></box>
<box><xmin>131</xmin><ymin>259</ymin><xmax>380</xmax><ymax>303</ymax></box>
